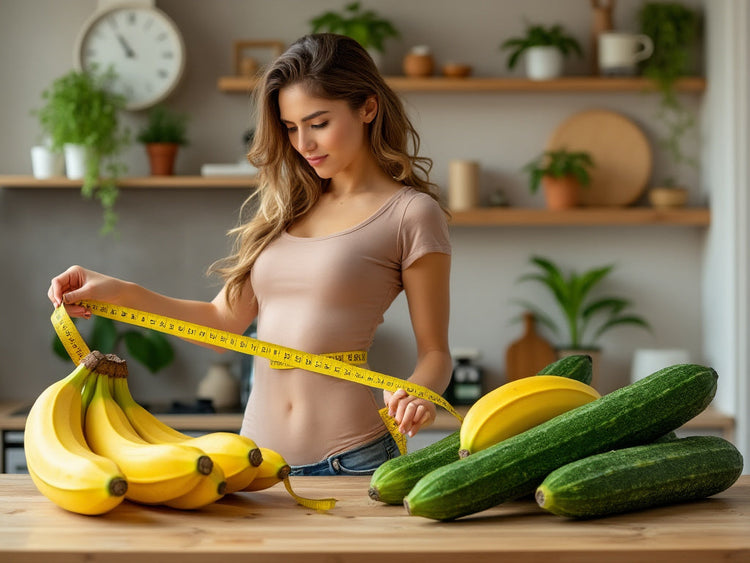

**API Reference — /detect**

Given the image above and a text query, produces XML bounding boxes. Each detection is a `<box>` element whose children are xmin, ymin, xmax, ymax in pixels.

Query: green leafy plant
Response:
<box><xmin>638</xmin><ymin>2</ymin><xmax>701</xmax><ymax>183</ymax></box>
<box><xmin>136</xmin><ymin>105</ymin><xmax>189</xmax><ymax>145</ymax></box>
<box><xmin>310</xmin><ymin>2</ymin><xmax>399</xmax><ymax>53</ymax></box>
<box><xmin>500</xmin><ymin>24</ymin><xmax>583</xmax><ymax>69</ymax></box>
<box><xmin>513</xmin><ymin>255</ymin><xmax>651</xmax><ymax>349</ymax></box>
<box><xmin>523</xmin><ymin>149</ymin><xmax>594</xmax><ymax>193</ymax></box>
<box><xmin>35</xmin><ymin>66</ymin><xmax>130</xmax><ymax>234</ymax></box>
<box><xmin>52</xmin><ymin>316</ymin><xmax>174</xmax><ymax>374</ymax></box>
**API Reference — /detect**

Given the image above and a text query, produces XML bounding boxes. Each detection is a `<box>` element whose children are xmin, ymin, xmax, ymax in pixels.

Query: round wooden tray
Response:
<box><xmin>546</xmin><ymin>109</ymin><xmax>652</xmax><ymax>207</ymax></box>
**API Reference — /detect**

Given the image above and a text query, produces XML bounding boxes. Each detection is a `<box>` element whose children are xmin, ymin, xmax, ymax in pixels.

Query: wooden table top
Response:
<box><xmin>1</xmin><ymin>474</ymin><xmax>748</xmax><ymax>562</ymax></box>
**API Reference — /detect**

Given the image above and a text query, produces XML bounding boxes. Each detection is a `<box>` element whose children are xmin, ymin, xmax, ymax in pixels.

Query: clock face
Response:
<box><xmin>75</xmin><ymin>6</ymin><xmax>185</xmax><ymax>111</ymax></box>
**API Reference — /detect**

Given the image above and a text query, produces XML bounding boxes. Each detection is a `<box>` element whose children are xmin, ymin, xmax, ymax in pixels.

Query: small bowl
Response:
<box><xmin>442</xmin><ymin>63</ymin><xmax>473</xmax><ymax>78</ymax></box>
<box><xmin>649</xmin><ymin>187</ymin><xmax>688</xmax><ymax>208</ymax></box>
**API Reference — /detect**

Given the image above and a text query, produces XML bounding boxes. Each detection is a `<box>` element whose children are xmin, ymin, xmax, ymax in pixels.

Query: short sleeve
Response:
<box><xmin>398</xmin><ymin>192</ymin><xmax>452</xmax><ymax>270</ymax></box>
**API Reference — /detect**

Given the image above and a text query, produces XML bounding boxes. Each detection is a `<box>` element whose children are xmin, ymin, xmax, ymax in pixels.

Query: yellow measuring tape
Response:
<box><xmin>51</xmin><ymin>300</ymin><xmax>463</xmax><ymax>459</ymax></box>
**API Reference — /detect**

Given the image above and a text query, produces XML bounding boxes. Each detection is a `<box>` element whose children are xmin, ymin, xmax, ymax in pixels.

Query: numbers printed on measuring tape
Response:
<box><xmin>52</xmin><ymin>300</ymin><xmax>464</xmax><ymax>425</ymax></box>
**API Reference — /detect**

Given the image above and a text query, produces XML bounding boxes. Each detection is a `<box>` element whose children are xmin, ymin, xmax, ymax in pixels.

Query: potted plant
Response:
<box><xmin>513</xmin><ymin>255</ymin><xmax>651</xmax><ymax>386</ymax></box>
<box><xmin>638</xmin><ymin>2</ymin><xmax>700</xmax><ymax>205</ymax></box>
<box><xmin>35</xmin><ymin>66</ymin><xmax>130</xmax><ymax>234</ymax></box>
<box><xmin>523</xmin><ymin>148</ymin><xmax>594</xmax><ymax>209</ymax></box>
<box><xmin>52</xmin><ymin>316</ymin><xmax>174</xmax><ymax>375</ymax></box>
<box><xmin>136</xmin><ymin>105</ymin><xmax>189</xmax><ymax>176</ymax></box>
<box><xmin>310</xmin><ymin>1</ymin><xmax>399</xmax><ymax>65</ymax></box>
<box><xmin>501</xmin><ymin>23</ymin><xmax>583</xmax><ymax>80</ymax></box>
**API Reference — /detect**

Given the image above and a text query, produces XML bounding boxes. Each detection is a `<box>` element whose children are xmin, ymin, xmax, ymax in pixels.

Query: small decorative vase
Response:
<box><xmin>63</xmin><ymin>143</ymin><xmax>88</xmax><ymax>180</ymax></box>
<box><xmin>542</xmin><ymin>175</ymin><xmax>580</xmax><ymax>209</ymax></box>
<box><xmin>403</xmin><ymin>46</ymin><xmax>434</xmax><ymax>77</ymax></box>
<box><xmin>197</xmin><ymin>362</ymin><xmax>240</xmax><ymax>410</ymax></box>
<box><xmin>145</xmin><ymin>143</ymin><xmax>179</xmax><ymax>176</ymax></box>
<box><xmin>525</xmin><ymin>46</ymin><xmax>564</xmax><ymax>80</ymax></box>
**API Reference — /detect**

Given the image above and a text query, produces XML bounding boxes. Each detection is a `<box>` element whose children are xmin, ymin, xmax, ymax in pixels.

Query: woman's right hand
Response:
<box><xmin>48</xmin><ymin>265</ymin><xmax>127</xmax><ymax>318</ymax></box>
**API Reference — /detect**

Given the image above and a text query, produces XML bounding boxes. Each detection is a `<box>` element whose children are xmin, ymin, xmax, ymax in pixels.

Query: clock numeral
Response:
<box><xmin>106</xmin><ymin>17</ymin><xmax>118</xmax><ymax>30</ymax></box>
<box><xmin>162</xmin><ymin>51</ymin><xmax>174</xmax><ymax>59</ymax></box>
<box><xmin>156</xmin><ymin>32</ymin><xmax>168</xmax><ymax>42</ymax></box>
<box><xmin>157</xmin><ymin>69</ymin><xmax>169</xmax><ymax>80</ymax></box>
<box><xmin>127</xmin><ymin>11</ymin><xmax>137</xmax><ymax>25</ymax></box>
<box><xmin>144</xmin><ymin>18</ymin><xmax>154</xmax><ymax>31</ymax></box>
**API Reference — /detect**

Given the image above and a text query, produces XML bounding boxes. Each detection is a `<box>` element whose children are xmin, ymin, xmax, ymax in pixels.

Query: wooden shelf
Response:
<box><xmin>218</xmin><ymin>75</ymin><xmax>706</xmax><ymax>94</ymax></box>
<box><xmin>2</xmin><ymin>177</ymin><xmax>709</xmax><ymax>226</ymax></box>
<box><xmin>449</xmin><ymin>206</ymin><xmax>711</xmax><ymax>227</ymax></box>
<box><xmin>0</xmin><ymin>175</ymin><xmax>257</xmax><ymax>189</ymax></box>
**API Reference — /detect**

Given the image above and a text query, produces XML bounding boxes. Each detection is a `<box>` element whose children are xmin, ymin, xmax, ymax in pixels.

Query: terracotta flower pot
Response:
<box><xmin>145</xmin><ymin>143</ymin><xmax>179</xmax><ymax>176</ymax></box>
<box><xmin>542</xmin><ymin>175</ymin><xmax>581</xmax><ymax>209</ymax></box>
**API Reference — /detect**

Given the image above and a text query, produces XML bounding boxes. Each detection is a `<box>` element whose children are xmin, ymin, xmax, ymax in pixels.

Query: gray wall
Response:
<box><xmin>0</xmin><ymin>0</ymin><xmax>706</xmax><ymax>405</ymax></box>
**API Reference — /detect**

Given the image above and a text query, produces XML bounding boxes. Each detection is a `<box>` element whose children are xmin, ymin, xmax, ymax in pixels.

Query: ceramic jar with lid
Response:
<box><xmin>403</xmin><ymin>45</ymin><xmax>434</xmax><ymax>77</ymax></box>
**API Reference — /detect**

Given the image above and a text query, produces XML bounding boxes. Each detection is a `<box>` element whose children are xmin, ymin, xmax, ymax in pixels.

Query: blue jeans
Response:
<box><xmin>289</xmin><ymin>433</ymin><xmax>400</xmax><ymax>476</ymax></box>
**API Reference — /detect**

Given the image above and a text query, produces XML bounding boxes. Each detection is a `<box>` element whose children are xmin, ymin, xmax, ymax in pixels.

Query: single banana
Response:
<box><xmin>163</xmin><ymin>462</ymin><xmax>227</xmax><ymax>510</ymax></box>
<box><xmin>459</xmin><ymin>375</ymin><xmax>601</xmax><ymax>456</ymax></box>
<box><xmin>241</xmin><ymin>447</ymin><xmax>291</xmax><ymax>492</ymax></box>
<box><xmin>84</xmin><ymin>356</ymin><xmax>213</xmax><ymax>505</ymax></box>
<box><xmin>110</xmin><ymin>375</ymin><xmax>263</xmax><ymax>493</ymax></box>
<box><xmin>24</xmin><ymin>351</ymin><xmax>128</xmax><ymax>515</ymax></box>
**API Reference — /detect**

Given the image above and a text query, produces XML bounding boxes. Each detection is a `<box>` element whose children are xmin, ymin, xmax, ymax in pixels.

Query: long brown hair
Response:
<box><xmin>210</xmin><ymin>33</ymin><xmax>445</xmax><ymax>306</ymax></box>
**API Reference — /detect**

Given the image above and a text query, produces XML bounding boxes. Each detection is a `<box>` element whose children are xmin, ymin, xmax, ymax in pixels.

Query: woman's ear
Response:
<box><xmin>361</xmin><ymin>95</ymin><xmax>378</xmax><ymax>124</ymax></box>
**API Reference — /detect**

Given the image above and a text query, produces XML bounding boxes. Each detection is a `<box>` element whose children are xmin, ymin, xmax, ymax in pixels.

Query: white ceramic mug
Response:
<box><xmin>631</xmin><ymin>348</ymin><xmax>690</xmax><ymax>383</ymax></box>
<box><xmin>598</xmin><ymin>32</ymin><xmax>654</xmax><ymax>76</ymax></box>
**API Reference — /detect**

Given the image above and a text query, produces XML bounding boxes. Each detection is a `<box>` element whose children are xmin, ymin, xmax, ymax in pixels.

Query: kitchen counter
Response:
<box><xmin>0</xmin><ymin>401</ymin><xmax>735</xmax><ymax>435</ymax></box>
<box><xmin>1</xmin><ymin>474</ymin><xmax>748</xmax><ymax>562</ymax></box>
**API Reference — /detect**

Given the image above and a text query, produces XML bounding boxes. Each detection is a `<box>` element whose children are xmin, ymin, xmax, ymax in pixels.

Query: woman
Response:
<box><xmin>48</xmin><ymin>34</ymin><xmax>452</xmax><ymax>476</ymax></box>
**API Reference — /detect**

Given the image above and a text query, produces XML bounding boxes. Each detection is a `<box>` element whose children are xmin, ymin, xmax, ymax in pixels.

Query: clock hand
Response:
<box><xmin>116</xmin><ymin>34</ymin><xmax>136</xmax><ymax>58</ymax></box>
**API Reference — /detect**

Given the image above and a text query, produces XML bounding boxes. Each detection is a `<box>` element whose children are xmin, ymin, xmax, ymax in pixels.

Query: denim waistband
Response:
<box><xmin>289</xmin><ymin>432</ymin><xmax>400</xmax><ymax>477</ymax></box>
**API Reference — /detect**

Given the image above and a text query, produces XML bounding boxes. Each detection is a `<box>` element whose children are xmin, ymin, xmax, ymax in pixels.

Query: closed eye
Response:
<box><xmin>311</xmin><ymin>121</ymin><xmax>328</xmax><ymax>129</ymax></box>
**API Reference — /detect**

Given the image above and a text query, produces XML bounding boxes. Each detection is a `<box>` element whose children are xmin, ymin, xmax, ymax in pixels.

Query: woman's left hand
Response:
<box><xmin>384</xmin><ymin>388</ymin><xmax>436</xmax><ymax>437</ymax></box>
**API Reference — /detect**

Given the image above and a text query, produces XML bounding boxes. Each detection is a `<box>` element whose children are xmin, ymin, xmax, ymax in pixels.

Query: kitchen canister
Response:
<box><xmin>448</xmin><ymin>159</ymin><xmax>480</xmax><ymax>211</ymax></box>
<box><xmin>630</xmin><ymin>348</ymin><xmax>690</xmax><ymax>383</ymax></box>
<box><xmin>403</xmin><ymin>45</ymin><xmax>434</xmax><ymax>77</ymax></box>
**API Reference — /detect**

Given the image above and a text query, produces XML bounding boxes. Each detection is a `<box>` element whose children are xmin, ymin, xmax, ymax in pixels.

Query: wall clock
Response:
<box><xmin>74</xmin><ymin>2</ymin><xmax>186</xmax><ymax>111</ymax></box>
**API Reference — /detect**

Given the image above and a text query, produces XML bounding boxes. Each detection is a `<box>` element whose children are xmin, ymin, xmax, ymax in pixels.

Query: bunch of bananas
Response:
<box><xmin>458</xmin><ymin>374</ymin><xmax>601</xmax><ymax>457</ymax></box>
<box><xmin>24</xmin><ymin>351</ymin><xmax>292</xmax><ymax>515</ymax></box>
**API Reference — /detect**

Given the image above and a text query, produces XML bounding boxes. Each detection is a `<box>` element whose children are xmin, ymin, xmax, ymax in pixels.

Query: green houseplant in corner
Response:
<box><xmin>523</xmin><ymin>149</ymin><xmax>594</xmax><ymax>209</ymax></box>
<box><xmin>137</xmin><ymin>105</ymin><xmax>189</xmax><ymax>176</ymax></box>
<box><xmin>310</xmin><ymin>1</ymin><xmax>399</xmax><ymax>62</ymax></box>
<box><xmin>501</xmin><ymin>23</ymin><xmax>583</xmax><ymax>80</ymax></box>
<box><xmin>638</xmin><ymin>2</ymin><xmax>701</xmax><ymax>207</ymax></box>
<box><xmin>35</xmin><ymin>66</ymin><xmax>130</xmax><ymax>234</ymax></box>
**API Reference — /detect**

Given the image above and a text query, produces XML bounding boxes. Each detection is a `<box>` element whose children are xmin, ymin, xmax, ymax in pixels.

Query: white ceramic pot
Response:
<box><xmin>63</xmin><ymin>143</ymin><xmax>88</xmax><ymax>180</ymax></box>
<box><xmin>30</xmin><ymin>145</ymin><xmax>64</xmax><ymax>179</ymax></box>
<box><xmin>525</xmin><ymin>46</ymin><xmax>564</xmax><ymax>80</ymax></box>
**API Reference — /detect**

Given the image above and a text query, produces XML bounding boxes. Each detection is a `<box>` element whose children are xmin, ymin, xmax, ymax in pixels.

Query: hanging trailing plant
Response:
<box><xmin>638</xmin><ymin>2</ymin><xmax>701</xmax><ymax>184</ymax></box>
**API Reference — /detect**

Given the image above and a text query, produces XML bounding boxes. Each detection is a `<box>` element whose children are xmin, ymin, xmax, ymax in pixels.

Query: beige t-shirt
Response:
<box><xmin>241</xmin><ymin>187</ymin><xmax>451</xmax><ymax>464</ymax></box>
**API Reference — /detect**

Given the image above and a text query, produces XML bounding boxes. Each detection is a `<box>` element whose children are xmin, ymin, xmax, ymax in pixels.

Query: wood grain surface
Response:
<box><xmin>547</xmin><ymin>109</ymin><xmax>652</xmax><ymax>207</ymax></box>
<box><xmin>1</xmin><ymin>474</ymin><xmax>747</xmax><ymax>563</ymax></box>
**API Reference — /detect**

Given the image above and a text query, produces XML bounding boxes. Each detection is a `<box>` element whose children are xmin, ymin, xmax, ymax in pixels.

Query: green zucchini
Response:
<box><xmin>368</xmin><ymin>353</ymin><xmax>595</xmax><ymax>505</ymax></box>
<box><xmin>536</xmin><ymin>435</ymin><xmax>743</xmax><ymax>518</ymax></box>
<box><xmin>536</xmin><ymin>354</ymin><xmax>593</xmax><ymax>385</ymax></box>
<box><xmin>368</xmin><ymin>431</ymin><xmax>460</xmax><ymax>504</ymax></box>
<box><xmin>404</xmin><ymin>363</ymin><xmax>717</xmax><ymax>520</ymax></box>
